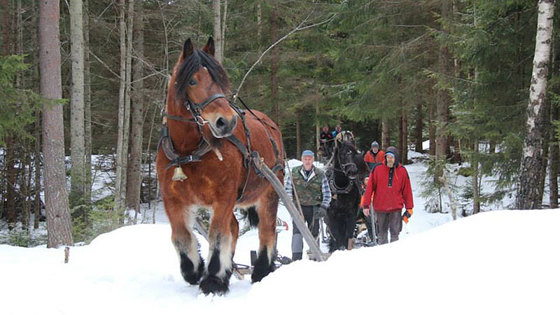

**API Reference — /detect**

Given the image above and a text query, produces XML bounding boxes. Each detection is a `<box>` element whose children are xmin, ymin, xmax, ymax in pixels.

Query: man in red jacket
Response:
<box><xmin>361</xmin><ymin>146</ymin><xmax>413</xmax><ymax>244</ymax></box>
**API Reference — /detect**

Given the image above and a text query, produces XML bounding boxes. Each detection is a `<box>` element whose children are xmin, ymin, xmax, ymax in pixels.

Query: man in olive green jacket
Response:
<box><xmin>285</xmin><ymin>150</ymin><xmax>332</xmax><ymax>261</ymax></box>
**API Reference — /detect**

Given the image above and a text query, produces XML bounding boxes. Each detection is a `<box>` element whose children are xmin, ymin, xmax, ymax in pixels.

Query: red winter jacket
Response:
<box><xmin>361</xmin><ymin>162</ymin><xmax>414</xmax><ymax>212</ymax></box>
<box><xmin>364</xmin><ymin>149</ymin><xmax>385</xmax><ymax>164</ymax></box>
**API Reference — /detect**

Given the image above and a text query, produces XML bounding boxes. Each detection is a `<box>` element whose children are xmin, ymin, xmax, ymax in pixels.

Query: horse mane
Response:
<box><xmin>174</xmin><ymin>48</ymin><xmax>230</xmax><ymax>103</ymax></box>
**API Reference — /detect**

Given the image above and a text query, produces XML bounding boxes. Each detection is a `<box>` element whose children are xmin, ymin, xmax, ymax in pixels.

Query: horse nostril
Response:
<box><xmin>216</xmin><ymin>117</ymin><xmax>226</xmax><ymax>130</ymax></box>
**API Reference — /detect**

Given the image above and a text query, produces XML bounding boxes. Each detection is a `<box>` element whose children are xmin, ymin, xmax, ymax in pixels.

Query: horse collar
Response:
<box><xmin>329</xmin><ymin>175</ymin><xmax>355</xmax><ymax>195</ymax></box>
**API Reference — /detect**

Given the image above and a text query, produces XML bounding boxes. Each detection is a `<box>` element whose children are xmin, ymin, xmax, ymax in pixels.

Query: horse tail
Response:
<box><xmin>247</xmin><ymin>206</ymin><xmax>259</xmax><ymax>227</ymax></box>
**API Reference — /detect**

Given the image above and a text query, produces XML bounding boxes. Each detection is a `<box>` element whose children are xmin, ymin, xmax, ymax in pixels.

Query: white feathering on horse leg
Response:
<box><xmin>218</xmin><ymin>236</ymin><xmax>233</xmax><ymax>278</ymax></box>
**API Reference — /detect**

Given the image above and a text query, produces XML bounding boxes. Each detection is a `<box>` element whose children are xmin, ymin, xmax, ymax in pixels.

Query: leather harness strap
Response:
<box><xmin>159</xmin><ymin>93</ymin><xmax>284</xmax><ymax>202</ymax></box>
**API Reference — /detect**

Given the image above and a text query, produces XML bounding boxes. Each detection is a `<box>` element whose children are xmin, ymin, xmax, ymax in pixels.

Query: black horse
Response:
<box><xmin>325</xmin><ymin>140</ymin><xmax>368</xmax><ymax>252</ymax></box>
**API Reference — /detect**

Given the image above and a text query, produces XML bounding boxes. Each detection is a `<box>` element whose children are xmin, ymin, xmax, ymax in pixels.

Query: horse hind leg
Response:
<box><xmin>199</xmin><ymin>206</ymin><xmax>239</xmax><ymax>295</ymax></box>
<box><xmin>251</xmin><ymin>189</ymin><xmax>278</xmax><ymax>283</ymax></box>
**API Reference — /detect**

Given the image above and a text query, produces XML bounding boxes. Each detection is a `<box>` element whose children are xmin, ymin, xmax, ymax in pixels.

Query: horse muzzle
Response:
<box><xmin>209</xmin><ymin>115</ymin><xmax>237</xmax><ymax>138</ymax></box>
<box><xmin>344</xmin><ymin>164</ymin><xmax>358</xmax><ymax>180</ymax></box>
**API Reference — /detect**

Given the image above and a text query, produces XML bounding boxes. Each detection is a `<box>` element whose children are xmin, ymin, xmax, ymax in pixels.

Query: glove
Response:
<box><xmin>316</xmin><ymin>206</ymin><xmax>327</xmax><ymax>218</ymax></box>
<box><xmin>363</xmin><ymin>207</ymin><xmax>370</xmax><ymax>217</ymax></box>
<box><xmin>402</xmin><ymin>209</ymin><xmax>413</xmax><ymax>223</ymax></box>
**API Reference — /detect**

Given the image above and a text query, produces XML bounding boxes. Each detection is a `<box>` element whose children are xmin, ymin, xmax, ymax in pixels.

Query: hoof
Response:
<box><xmin>251</xmin><ymin>249</ymin><xmax>275</xmax><ymax>283</ymax></box>
<box><xmin>180</xmin><ymin>253</ymin><xmax>204</xmax><ymax>285</ymax></box>
<box><xmin>251</xmin><ymin>265</ymin><xmax>274</xmax><ymax>283</ymax></box>
<box><xmin>200</xmin><ymin>275</ymin><xmax>230</xmax><ymax>295</ymax></box>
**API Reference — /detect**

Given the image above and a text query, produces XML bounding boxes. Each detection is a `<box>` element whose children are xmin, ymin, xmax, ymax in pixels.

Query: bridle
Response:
<box><xmin>164</xmin><ymin>92</ymin><xmax>230</xmax><ymax>127</ymax></box>
<box><xmin>184</xmin><ymin>93</ymin><xmax>228</xmax><ymax>126</ymax></box>
<box><xmin>328</xmin><ymin>145</ymin><xmax>362</xmax><ymax>195</ymax></box>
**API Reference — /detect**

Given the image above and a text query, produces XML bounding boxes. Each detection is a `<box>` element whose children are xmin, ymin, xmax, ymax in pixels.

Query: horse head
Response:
<box><xmin>169</xmin><ymin>37</ymin><xmax>237</xmax><ymax>138</ymax></box>
<box><xmin>334</xmin><ymin>141</ymin><xmax>360</xmax><ymax>180</ymax></box>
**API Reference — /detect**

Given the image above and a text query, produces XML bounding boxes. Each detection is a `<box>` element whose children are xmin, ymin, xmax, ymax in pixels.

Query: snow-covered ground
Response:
<box><xmin>1</xmin><ymin>152</ymin><xmax>559</xmax><ymax>314</ymax></box>
<box><xmin>1</xmin><ymin>208</ymin><xmax>558</xmax><ymax>315</ymax></box>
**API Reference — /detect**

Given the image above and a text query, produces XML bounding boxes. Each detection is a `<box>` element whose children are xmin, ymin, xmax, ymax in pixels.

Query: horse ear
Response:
<box><xmin>202</xmin><ymin>37</ymin><xmax>215</xmax><ymax>56</ymax></box>
<box><xmin>182</xmin><ymin>38</ymin><xmax>194</xmax><ymax>59</ymax></box>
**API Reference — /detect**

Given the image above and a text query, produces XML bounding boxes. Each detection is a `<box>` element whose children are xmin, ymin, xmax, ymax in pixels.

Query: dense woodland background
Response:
<box><xmin>1</xmin><ymin>0</ymin><xmax>558</xmax><ymax>246</ymax></box>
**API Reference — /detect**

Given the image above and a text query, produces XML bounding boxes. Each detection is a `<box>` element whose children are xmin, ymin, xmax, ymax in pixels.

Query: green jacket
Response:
<box><xmin>291</xmin><ymin>166</ymin><xmax>324</xmax><ymax>206</ymax></box>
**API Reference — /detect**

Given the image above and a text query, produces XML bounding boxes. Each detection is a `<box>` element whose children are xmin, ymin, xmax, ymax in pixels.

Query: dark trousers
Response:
<box><xmin>375</xmin><ymin>210</ymin><xmax>402</xmax><ymax>244</ymax></box>
<box><xmin>291</xmin><ymin>205</ymin><xmax>319</xmax><ymax>260</ymax></box>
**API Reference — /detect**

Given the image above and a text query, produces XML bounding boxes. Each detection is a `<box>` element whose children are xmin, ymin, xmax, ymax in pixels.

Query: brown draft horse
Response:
<box><xmin>156</xmin><ymin>37</ymin><xmax>284</xmax><ymax>295</ymax></box>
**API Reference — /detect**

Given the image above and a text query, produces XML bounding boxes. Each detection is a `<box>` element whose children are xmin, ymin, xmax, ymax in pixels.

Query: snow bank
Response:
<box><xmin>1</xmin><ymin>209</ymin><xmax>559</xmax><ymax>315</ymax></box>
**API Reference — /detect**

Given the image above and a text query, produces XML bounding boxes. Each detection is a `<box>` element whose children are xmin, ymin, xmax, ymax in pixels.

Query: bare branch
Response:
<box><xmin>234</xmin><ymin>6</ymin><xmax>336</xmax><ymax>97</ymax></box>
<box><xmin>90</xmin><ymin>50</ymin><xmax>120</xmax><ymax>79</ymax></box>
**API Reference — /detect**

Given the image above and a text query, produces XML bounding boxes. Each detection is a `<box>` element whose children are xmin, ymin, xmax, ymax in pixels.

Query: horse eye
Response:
<box><xmin>188</xmin><ymin>79</ymin><xmax>197</xmax><ymax>86</ymax></box>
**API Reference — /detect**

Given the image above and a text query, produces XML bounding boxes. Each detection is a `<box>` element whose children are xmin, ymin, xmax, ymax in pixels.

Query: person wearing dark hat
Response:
<box><xmin>361</xmin><ymin>146</ymin><xmax>413</xmax><ymax>244</ymax></box>
<box><xmin>364</xmin><ymin>141</ymin><xmax>385</xmax><ymax>171</ymax></box>
<box><xmin>285</xmin><ymin>150</ymin><xmax>332</xmax><ymax>261</ymax></box>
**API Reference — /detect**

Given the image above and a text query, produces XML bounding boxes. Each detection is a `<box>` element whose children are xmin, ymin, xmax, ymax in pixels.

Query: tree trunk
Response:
<box><xmin>39</xmin><ymin>0</ymin><xmax>73</xmax><ymax>247</ymax></box>
<box><xmin>296</xmin><ymin>109</ymin><xmax>301</xmax><ymax>158</ymax></box>
<box><xmin>472</xmin><ymin>140</ymin><xmax>481</xmax><ymax>214</ymax></box>
<box><xmin>221</xmin><ymin>0</ymin><xmax>228</xmax><ymax>57</ymax></box>
<box><xmin>17</xmin><ymin>0</ymin><xmax>30</xmax><ymax>230</ymax></box>
<box><xmin>550</xmin><ymin>101</ymin><xmax>559</xmax><ymax>208</ymax></box>
<box><xmin>428</xmin><ymin>99</ymin><xmax>436</xmax><ymax>156</ymax></box>
<box><xmin>453</xmin><ymin>138</ymin><xmax>462</xmax><ymax>164</ymax></box>
<box><xmin>517</xmin><ymin>0</ymin><xmax>555</xmax><ymax>210</ymax></box>
<box><xmin>401</xmin><ymin>108</ymin><xmax>408</xmax><ymax>164</ymax></box>
<box><xmin>1</xmin><ymin>0</ymin><xmax>12</xmax><ymax>56</ymax></box>
<box><xmin>212</xmin><ymin>0</ymin><xmax>223</xmax><ymax>63</ymax></box>
<box><xmin>115</xmin><ymin>0</ymin><xmax>127</xmax><ymax>213</ymax></box>
<box><xmin>126</xmin><ymin>0</ymin><xmax>144</xmax><ymax>216</ymax></box>
<box><xmin>270</xmin><ymin>1</ymin><xmax>280</xmax><ymax>126</ymax></box>
<box><xmin>70</xmin><ymin>0</ymin><xmax>86</xmax><ymax>210</ymax></box>
<box><xmin>257</xmin><ymin>2</ymin><xmax>262</xmax><ymax>45</ymax></box>
<box><xmin>434</xmin><ymin>0</ymin><xmax>453</xmax><ymax>184</ymax></box>
<box><xmin>32</xmin><ymin>0</ymin><xmax>41</xmax><ymax>230</ymax></box>
<box><xmin>415</xmin><ymin>102</ymin><xmax>423</xmax><ymax>152</ymax></box>
<box><xmin>538</xmin><ymin>99</ymin><xmax>551</xmax><ymax>205</ymax></box>
<box><xmin>315</xmin><ymin>100</ymin><xmax>320</xmax><ymax>153</ymax></box>
<box><xmin>84</xmin><ymin>0</ymin><xmax>92</xmax><ymax>206</ymax></box>
<box><xmin>436</xmin><ymin>0</ymin><xmax>451</xmax><ymax>165</ymax></box>
<box><xmin>381</xmin><ymin>118</ymin><xmax>390</xmax><ymax>149</ymax></box>
<box><xmin>5</xmin><ymin>137</ymin><xmax>16</xmax><ymax>228</ymax></box>
<box><xmin>122</xmin><ymin>0</ymin><xmax>134</xmax><ymax>213</ymax></box>
<box><xmin>1</xmin><ymin>0</ymin><xmax>15</xmax><ymax>228</ymax></box>
<box><xmin>34</xmin><ymin>114</ymin><xmax>41</xmax><ymax>230</ymax></box>
<box><xmin>115</xmin><ymin>0</ymin><xmax>134</xmax><ymax>214</ymax></box>
<box><xmin>23</xmin><ymin>143</ymin><xmax>32</xmax><ymax>230</ymax></box>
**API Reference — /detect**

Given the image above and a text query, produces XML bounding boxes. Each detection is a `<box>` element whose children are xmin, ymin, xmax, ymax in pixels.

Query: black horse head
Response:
<box><xmin>333</xmin><ymin>141</ymin><xmax>364</xmax><ymax>180</ymax></box>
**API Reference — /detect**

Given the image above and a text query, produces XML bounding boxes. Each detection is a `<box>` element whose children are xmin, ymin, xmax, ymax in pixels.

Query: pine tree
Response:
<box><xmin>39</xmin><ymin>0</ymin><xmax>73</xmax><ymax>247</ymax></box>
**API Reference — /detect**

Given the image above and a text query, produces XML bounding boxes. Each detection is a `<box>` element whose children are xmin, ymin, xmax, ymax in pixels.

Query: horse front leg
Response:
<box><xmin>252</xmin><ymin>188</ymin><xmax>278</xmax><ymax>283</ymax></box>
<box><xmin>199</xmin><ymin>203</ymin><xmax>238</xmax><ymax>295</ymax></box>
<box><xmin>166</xmin><ymin>202</ymin><xmax>204</xmax><ymax>285</ymax></box>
